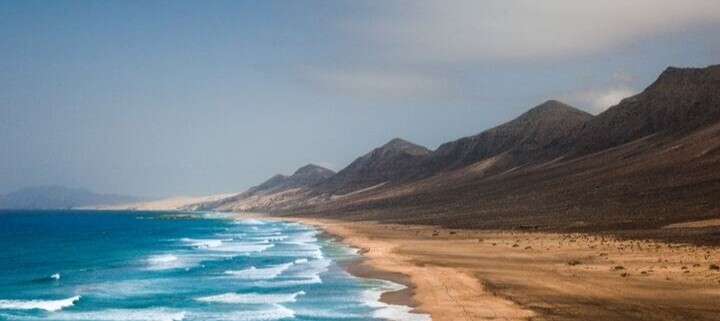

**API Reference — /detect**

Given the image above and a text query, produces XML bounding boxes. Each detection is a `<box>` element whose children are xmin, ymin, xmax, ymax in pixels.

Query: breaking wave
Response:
<box><xmin>37</xmin><ymin>308</ymin><xmax>186</xmax><ymax>321</ymax></box>
<box><xmin>195</xmin><ymin>291</ymin><xmax>305</xmax><ymax>304</ymax></box>
<box><xmin>223</xmin><ymin>262</ymin><xmax>294</xmax><ymax>280</ymax></box>
<box><xmin>0</xmin><ymin>296</ymin><xmax>81</xmax><ymax>312</ymax></box>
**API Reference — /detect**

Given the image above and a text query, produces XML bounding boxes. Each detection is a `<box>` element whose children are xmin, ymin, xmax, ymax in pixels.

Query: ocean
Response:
<box><xmin>0</xmin><ymin>210</ymin><xmax>429</xmax><ymax>321</ymax></box>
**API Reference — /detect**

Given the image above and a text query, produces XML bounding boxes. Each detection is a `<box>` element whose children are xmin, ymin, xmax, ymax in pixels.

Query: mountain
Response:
<box><xmin>0</xmin><ymin>186</ymin><xmax>142</xmax><ymax>209</ymax></box>
<box><xmin>245</xmin><ymin>164</ymin><xmax>335</xmax><ymax>195</ymax></box>
<box><xmin>204</xmin><ymin>102</ymin><xmax>593</xmax><ymax>212</ymax></box>
<box><xmin>201</xmin><ymin>164</ymin><xmax>335</xmax><ymax>211</ymax></box>
<box><xmin>422</xmin><ymin>100</ymin><xmax>593</xmax><ymax>174</ymax></box>
<box><xmin>570</xmin><ymin>65</ymin><xmax>720</xmax><ymax>156</ymax></box>
<box><xmin>282</xmin><ymin>164</ymin><xmax>337</xmax><ymax>187</ymax></box>
<box><xmin>317</xmin><ymin>138</ymin><xmax>431</xmax><ymax>194</ymax></box>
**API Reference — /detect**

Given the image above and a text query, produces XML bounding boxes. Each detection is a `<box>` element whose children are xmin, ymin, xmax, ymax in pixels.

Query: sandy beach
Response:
<box><xmin>261</xmin><ymin>215</ymin><xmax>720</xmax><ymax>321</ymax></box>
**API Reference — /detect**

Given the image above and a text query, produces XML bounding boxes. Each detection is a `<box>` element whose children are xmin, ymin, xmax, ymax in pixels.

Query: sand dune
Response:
<box><xmin>93</xmin><ymin>193</ymin><xmax>238</xmax><ymax>211</ymax></box>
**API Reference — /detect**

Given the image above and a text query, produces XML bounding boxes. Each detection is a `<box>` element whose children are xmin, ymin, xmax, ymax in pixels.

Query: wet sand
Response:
<box><xmin>275</xmin><ymin>217</ymin><xmax>720</xmax><ymax>321</ymax></box>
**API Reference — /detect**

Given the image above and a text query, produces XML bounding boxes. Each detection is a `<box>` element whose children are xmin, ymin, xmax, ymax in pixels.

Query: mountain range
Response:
<box><xmin>191</xmin><ymin>64</ymin><xmax>720</xmax><ymax>244</ymax></box>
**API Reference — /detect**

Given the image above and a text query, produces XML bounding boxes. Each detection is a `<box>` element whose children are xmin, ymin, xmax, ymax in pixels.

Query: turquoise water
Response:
<box><xmin>0</xmin><ymin>210</ymin><xmax>428</xmax><ymax>321</ymax></box>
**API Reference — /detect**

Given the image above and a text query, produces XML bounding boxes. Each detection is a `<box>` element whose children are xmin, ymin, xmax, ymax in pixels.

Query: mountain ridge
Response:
<box><xmin>569</xmin><ymin>64</ymin><xmax>720</xmax><ymax>157</ymax></box>
<box><xmin>315</xmin><ymin>138</ymin><xmax>431</xmax><ymax>194</ymax></box>
<box><xmin>194</xmin><ymin>64</ymin><xmax>720</xmax><ymax>244</ymax></box>
<box><xmin>422</xmin><ymin>99</ymin><xmax>594</xmax><ymax>175</ymax></box>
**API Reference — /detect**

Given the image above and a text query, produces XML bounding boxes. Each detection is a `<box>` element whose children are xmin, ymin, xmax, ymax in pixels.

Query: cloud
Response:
<box><xmin>310</xmin><ymin>69</ymin><xmax>457</xmax><ymax>99</ymax></box>
<box><xmin>353</xmin><ymin>0</ymin><xmax>720</xmax><ymax>63</ymax></box>
<box><xmin>309</xmin><ymin>2</ymin><xmax>720</xmax><ymax>99</ymax></box>
<box><xmin>561</xmin><ymin>87</ymin><xmax>638</xmax><ymax>113</ymax></box>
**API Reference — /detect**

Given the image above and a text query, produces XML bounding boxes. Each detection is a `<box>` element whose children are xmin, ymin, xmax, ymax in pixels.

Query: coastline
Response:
<box><xmin>284</xmin><ymin>217</ymin><xmax>535</xmax><ymax>321</ymax></box>
<box><xmin>230</xmin><ymin>213</ymin><xmax>426</xmax><ymax>316</ymax></box>
<box><xmin>237</xmin><ymin>213</ymin><xmax>720</xmax><ymax>321</ymax></box>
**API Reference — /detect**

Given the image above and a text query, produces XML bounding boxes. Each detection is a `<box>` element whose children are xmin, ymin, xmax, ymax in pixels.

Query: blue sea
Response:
<box><xmin>0</xmin><ymin>210</ymin><xmax>429</xmax><ymax>321</ymax></box>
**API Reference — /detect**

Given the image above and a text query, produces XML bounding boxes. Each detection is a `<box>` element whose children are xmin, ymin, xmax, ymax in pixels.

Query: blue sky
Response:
<box><xmin>1</xmin><ymin>0</ymin><xmax>719</xmax><ymax>197</ymax></box>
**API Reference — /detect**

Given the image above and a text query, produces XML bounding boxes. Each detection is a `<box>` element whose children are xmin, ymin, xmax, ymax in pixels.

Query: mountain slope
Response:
<box><xmin>423</xmin><ymin>100</ymin><xmax>593</xmax><ymax>174</ymax></box>
<box><xmin>297</xmin><ymin>120</ymin><xmax>720</xmax><ymax>245</ymax></box>
<box><xmin>570</xmin><ymin>65</ymin><xmax>720</xmax><ymax>156</ymax></box>
<box><xmin>244</xmin><ymin>164</ymin><xmax>335</xmax><ymax>195</ymax></box>
<box><xmin>317</xmin><ymin>138</ymin><xmax>431</xmax><ymax>194</ymax></box>
<box><xmin>0</xmin><ymin>186</ymin><xmax>141</xmax><ymax>209</ymax></box>
<box><xmin>202</xmin><ymin>164</ymin><xmax>335</xmax><ymax>211</ymax></box>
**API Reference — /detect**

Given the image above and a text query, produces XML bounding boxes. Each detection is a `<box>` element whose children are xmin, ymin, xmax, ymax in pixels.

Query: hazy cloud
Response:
<box><xmin>561</xmin><ymin>87</ymin><xmax>638</xmax><ymax>113</ymax></box>
<box><xmin>353</xmin><ymin>0</ymin><xmax>720</xmax><ymax>63</ymax></box>
<box><xmin>314</xmin><ymin>1</ymin><xmax>720</xmax><ymax>99</ymax></box>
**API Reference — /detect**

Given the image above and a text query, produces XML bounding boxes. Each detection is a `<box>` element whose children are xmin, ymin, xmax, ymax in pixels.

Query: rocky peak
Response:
<box><xmin>289</xmin><ymin>164</ymin><xmax>335</xmax><ymax>185</ymax></box>
<box><xmin>523</xmin><ymin>100</ymin><xmax>592</xmax><ymax>119</ymax></box>
<box><xmin>571</xmin><ymin>64</ymin><xmax>720</xmax><ymax>156</ymax></box>
<box><xmin>315</xmin><ymin>138</ymin><xmax>430</xmax><ymax>194</ymax></box>
<box><xmin>377</xmin><ymin>138</ymin><xmax>432</xmax><ymax>157</ymax></box>
<box><xmin>293</xmin><ymin>164</ymin><xmax>335</xmax><ymax>177</ymax></box>
<box><xmin>428</xmin><ymin>100</ymin><xmax>591</xmax><ymax>172</ymax></box>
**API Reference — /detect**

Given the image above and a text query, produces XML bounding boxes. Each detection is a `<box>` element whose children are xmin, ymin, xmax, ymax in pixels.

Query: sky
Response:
<box><xmin>1</xmin><ymin>0</ymin><xmax>719</xmax><ymax>197</ymax></box>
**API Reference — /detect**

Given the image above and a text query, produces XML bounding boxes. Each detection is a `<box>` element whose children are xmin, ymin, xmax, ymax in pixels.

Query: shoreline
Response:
<box><xmin>230</xmin><ymin>212</ymin><xmax>426</xmax><ymax>317</ymax></box>
<box><xmin>235</xmin><ymin>212</ymin><xmax>720</xmax><ymax>321</ymax></box>
<box><xmin>315</xmin><ymin>225</ymin><xmax>422</xmax><ymax>311</ymax></box>
<box><xmin>284</xmin><ymin>217</ymin><xmax>536</xmax><ymax>321</ymax></box>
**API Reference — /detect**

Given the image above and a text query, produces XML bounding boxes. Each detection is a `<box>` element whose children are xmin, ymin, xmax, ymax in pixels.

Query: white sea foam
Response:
<box><xmin>145</xmin><ymin>254</ymin><xmax>185</xmax><ymax>270</ymax></box>
<box><xmin>214</xmin><ymin>231</ymin><xmax>246</xmax><ymax>238</ymax></box>
<box><xmin>147</xmin><ymin>239</ymin><xmax>273</xmax><ymax>271</ymax></box>
<box><xmin>223</xmin><ymin>262</ymin><xmax>294</xmax><ymax>280</ymax></box>
<box><xmin>197</xmin><ymin>304</ymin><xmax>294</xmax><ymax>321</ymax></box>
<box><xmin>181</xmin><ymin>238</ymin><xmax>225</xmax><ymax>248</ymax></box>
<box><xmin>148</xmin><ymin>254</ymin><xmax>178</xmax><ymax>264</ymax></box>
<box><xmin>294</xmin><ymin>308</ymin><xmax>363</xmax><ymax>319</ymax></box>
<box><xmin>252</xmin><ymin>256</ymin><xmax>329</xmax><ymax>288</ymax></box>
<box><xmin>15</xmin><ymin>306</ymin><xmax>293</xmax><ymax>321</ymax></box>
<box><xmin>285</xmin><ymin>258</ymin><xmax>330</xmax><ymax>279</ymax></box>
<box><xmin>247</xmin><ymin>235</ymin><xmax>288</xmax><ymax>242</ymax></box>
<box><xmin>362</xmin><ymin>282</ymin><xmax>431</xmax><ymax>321</ymax></box>
<box><xmin>255</xmin><ymin>275</ymin><xmax>323</xmax><ymax>288</ymax></box>
<box><xmin>233</xmin><ymin>219</ymin><xmax>266</xmax><ymax>225</ymax></box>
<box><xmin>0</xmin><ymin>296</ymin><xmax>80</xmax><ymax>312</ymax></box>
<box><xmin>209</xmin><ymin>243</ymin><xmax>274</xmax><ymax>253</ymax></box>
<box><xmin>76</xmin><ymin>279</ymin><xmax>171</xmax><ymax>298</ymax></box>
<box><xmin>195</xmin><ymin>291</ymin><xmax>305</xmax><ymax>304</ymax></box>
<box><xmin>285</xmin><ymin>231</ymin><xmax>318</xmax><ymax>245</ymax></box>
<box><xmin>43</xmin><ymin>308</ymin><xmax>186</xmax><ymax>321</ymax></box>
<box><xmin>200</xmin><ymin>212</ymin><xmax>233</xmax><ymax>220</ymax></box>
